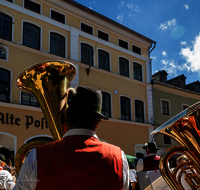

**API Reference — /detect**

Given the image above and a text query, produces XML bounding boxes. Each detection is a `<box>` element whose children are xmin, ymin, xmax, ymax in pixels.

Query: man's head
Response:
<box><xmin>64</xmin><ymin>86</ymin><xmax>109</xmax><ymax>130</ymax></box>
<box><xmin>143</xmin><ymin>142</ymin><xmax>159</xmax><ymax>155</ymax></box>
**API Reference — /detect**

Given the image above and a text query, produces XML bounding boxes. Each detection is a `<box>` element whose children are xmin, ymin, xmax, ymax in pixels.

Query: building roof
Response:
<box><xmin>64</xmin><ymin>0</ymin><xmax>156</xmax><ymax>44</ymax></box>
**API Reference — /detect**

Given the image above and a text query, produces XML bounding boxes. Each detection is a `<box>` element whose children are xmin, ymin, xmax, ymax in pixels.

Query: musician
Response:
<box><xmin>136</xmin><ymin>142</ymin><xmax>160</xmax><ymax>172</ymax></box>
<box><xmin>0</xmin><ymin>161</ymin><xmax>15</xmax><ymax>190</ymax></box>
<box><xmin>14</xmin><ymin>86</ymin><xmax>129</xmax><ymax>190</ymax></box>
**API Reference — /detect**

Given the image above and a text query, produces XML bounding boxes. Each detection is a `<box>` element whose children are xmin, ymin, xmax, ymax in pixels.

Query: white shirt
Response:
<box><xmin>136</xmin><ymin>153</ymin><xmax>158</xmax><ymax>172</ymax></box>
<box><xmin>14</xmin><ymin>129</ymin><xmax>129</xmax><ymax>190</ymax></box>
<box><xmin>0</xmin><ymin>169</ymin><xmax>15</xmax><ymax>190</ymax></box>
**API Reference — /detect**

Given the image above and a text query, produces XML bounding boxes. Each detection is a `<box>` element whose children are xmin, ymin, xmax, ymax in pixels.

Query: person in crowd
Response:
<box><xmin>14</xmin><ymin>86</ymin><xmax>129</xmax><ymax>190</ymax></box>
<box><xmin>0</xmin><ymin>161</ymin><xmax>15</xmax><ymax>190</ymax></box>
<box><xmin>136</xmin><ymin>142</ymin><xmax>160</xmax><ymax>172</ymax></box>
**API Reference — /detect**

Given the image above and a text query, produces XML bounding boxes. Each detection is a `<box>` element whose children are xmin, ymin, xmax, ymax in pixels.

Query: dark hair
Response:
<box><xmin>65</xmin><ymin>107</ymin><xmax>101</xmax><ymax>130</ymax></box>
<box><xmin>65</xmin><ymin>88</ymin><xmax>101</xmax><ymax>130</ymax></box>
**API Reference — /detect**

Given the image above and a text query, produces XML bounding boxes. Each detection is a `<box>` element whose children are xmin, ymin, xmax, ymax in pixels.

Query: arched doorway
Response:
<box><xmin>25</xmin><ymin>135</ymin><xmax>54</xmax><ymax>143</ymax></box>
<box><xmin>0</xmin><ymin>132</ymin><xmax>16</xmax><ymax>166</ymax></box>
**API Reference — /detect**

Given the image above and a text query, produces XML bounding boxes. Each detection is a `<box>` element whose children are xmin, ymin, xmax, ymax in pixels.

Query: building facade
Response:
<box><xmin>152</xmin><ymin>70</ymin><xmax>200</xmax><ymax>157</ymax></box>
<box><xmin>0</xmin><ymin>0</ymin><xmax>156</xmax><ymax>163</ymax></box>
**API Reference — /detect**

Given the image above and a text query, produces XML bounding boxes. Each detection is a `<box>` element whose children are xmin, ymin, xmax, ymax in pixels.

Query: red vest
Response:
<box><xmin>35</xmin><ymin>135</ymin><xmax>123</xmax><ymax>190</ymax></box>
<box><xmin>142</xmin><ymin>155</ymin><xmax>160</xmax><ymax>172</ymax></box>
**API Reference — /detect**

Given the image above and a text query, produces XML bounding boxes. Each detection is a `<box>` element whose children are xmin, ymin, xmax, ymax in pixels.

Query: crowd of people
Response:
<box><xmin>0</xmin><ymin>86</ymin><xmax>191</xmax><ymax>190</ymax></box>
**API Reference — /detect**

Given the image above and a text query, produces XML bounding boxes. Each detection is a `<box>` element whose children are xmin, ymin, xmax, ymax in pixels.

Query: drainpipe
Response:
<box><xmin>148</xmin><ymin>42</ymin><xmax>156</xmax><ymax>58</ymax></box>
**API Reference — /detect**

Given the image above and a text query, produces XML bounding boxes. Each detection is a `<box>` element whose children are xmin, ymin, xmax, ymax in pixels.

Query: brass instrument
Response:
<box><xmin>152</xmin><ymin>101</ymin><xmax>200</xmax><ymax>189</ymax></box>
<box><xmin>15</xmin><ymin>61</ymin><xmax>77</xmax><ymax>176</ymax></box>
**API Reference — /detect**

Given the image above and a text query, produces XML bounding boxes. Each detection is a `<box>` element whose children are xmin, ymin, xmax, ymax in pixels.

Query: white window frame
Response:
<box><xmin>97</xmin><ymin>48</ymin><xmax>111</xmax><ymax>71</ymax></box>
<box><xmin>160</xmin><ymin>98</ymin><xmax>171</xmax><ymax>116</ymax></box>
<box><xmin>162</xmin><ymin>135</ymin><xmax>173</xmax><ymax>145</ymax></box>
<box><xmin>50</xmin><ymin>8</ymin><xmax>66</xmax><ymax>24</ymax></box>
<box><xmin>118</xmin><ymin>56</ymin><xmax>130</xmax><ymax>78</ymax></box>
<box><xmin>21</xmin><ymin>20</ymin><xmax>42</xmax><ymax>50</ymax></box>
<box><xmin>182</xmin><ymin>103</ymin><xmax>190</xmax><ymax>111</ymax></box>
<box><xmin>49</xmin><ymin>30</ymin><xmax>67</xmax><ymax>58</ymax></box>
<box><xmin>119</xmin><ymin>95</ymin><xmax>133</xmax><ymax>121</ymax></box>
<box><xmin>80</xmin><ymin>41</ymin><xmax>95</xmax><ymax>66</ymax></box>
<box><xmin>80</xmin><ymin>21</ymin><xmax>94</xmax><ymax>35</ymax></box>
<box><xmin>0</xmin><ymin>46</ymin><xmax>9</xmax><ymax>62</ymax></box>
<box><xmin>97</xmin><ymin>28</ymin><xmax>110</xmax><ymax>42</ymax></box>
<box><xmin>133</xmin><ymin>61</ymin><xmax>143</xmax><ymax>82</ymax></box>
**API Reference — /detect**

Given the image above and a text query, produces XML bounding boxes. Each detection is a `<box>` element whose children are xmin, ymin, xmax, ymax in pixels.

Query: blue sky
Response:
<box><xmin>74</xmin><ymin>0</ymin><xmax>200</xmax><ymax>84</ymax></box>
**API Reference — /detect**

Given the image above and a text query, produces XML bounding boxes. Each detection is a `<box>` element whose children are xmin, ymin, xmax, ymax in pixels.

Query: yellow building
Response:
<box><xmin>0</xmin><ymin>0</ymin><xmax>156</xmax><ymax>163</ymax></box>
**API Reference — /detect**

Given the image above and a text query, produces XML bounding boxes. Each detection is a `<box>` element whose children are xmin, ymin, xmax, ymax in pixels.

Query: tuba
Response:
<box><xmin>15</xmin><ymin>61</ymin><xmax>77</xmax><ymax>176</ymax></box>
<box><xmin>152</xmin><ymin>101</ymin><xmax>200</xmax><ymax>189</ymax></box>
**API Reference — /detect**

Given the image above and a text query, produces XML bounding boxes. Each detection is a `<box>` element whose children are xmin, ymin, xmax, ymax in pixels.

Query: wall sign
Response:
<box><xmin>0</xmin><ymin>112</ymin><xmax>48</xmax><ymax>129</ymax></box>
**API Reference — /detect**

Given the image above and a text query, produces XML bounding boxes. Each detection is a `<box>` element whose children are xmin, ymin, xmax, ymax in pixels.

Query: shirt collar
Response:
<box><xmin>148</xmin><ymin>153</ymin><xmax>157</xmax><ymax>156</ymax></box>
<box><xmin>63</xmin><ymin>129</ymin><xmax>99</xmax><ymax>139</ymax></box>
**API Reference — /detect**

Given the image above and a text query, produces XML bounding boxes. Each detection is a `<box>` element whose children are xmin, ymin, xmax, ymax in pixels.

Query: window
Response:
<box><xmin>98</xmin><ymin>50</ymin><xmax>109</xmax><ymax>71</ymax></box>
<box><xmin>21</xmin><ymin>92</ymin><xmax>39</xmax><ymax>107</ymax></box>
<box><xmin>0</xmin><ymin>13</ymin><xmax>12</xmax><ymax>41</ymax></box>
<box><xmin>183</xmin><ymin>105</ymin><xmax>189</xmax><ymax>110</ymax></box>
<box><xmin>120</xmin><ymin>97</ymin><xmax>131</xmax><ymax>121</ymax></box>
<box><xmin>132</xmin><ymin>44</ymin><xmax>141</xmax><ymax>55</ymax></box>
<box><xmin>101</xmin><ymin>92</ymin><xmax>111</xmax><ymax>118</ymax></box>
<box><xmin>0</xmin><ymin>68</ymin><xmax>10</xmax><ymax>103</ymax></box>
<box><xmin>81</xmin><ymin>43</ymin><xmax>93</xmax><ymax>66</ymax></box>
<box><xmin>133</xmin><ymin>62</ymin><xmax>142</xmax><ymax>81</ymax></box>
<box><xmin>6</xmin><ymin>0</ymin><xmax>13</xmax><ymax>3</ymax></box>
<box><xmin>81</xmin><ymin>23</ymin><xmax>93</xmax><ymax>35</ymax></box>
<box><xmin>51</xmin><ymin>10</ymin><xmax>65</xmax><ymax>24</ymax></box>
<box><xmin>50</xmin><ymin>32</ymin><xmax>65</xmax><ymax>57</ymax></box>
<box><xmin>23</xmin><ymin>22</ymin><xmax>40</xmax><ymax>50</ymax></box>
<box><xmin>135</xmin><ymin>100</ymin><xmax>144</xmax><ymax>123</ymax></box>
<box><xmin>0</xmin><ymin>47</ymin><xmax>6</xmax><ymax>60</ymax></box>
<box><xmin>119</xmin><ymin>57</ymin><xmax>129</xmax><ymax>77</ymax></box>
<box><xmin>161</xmin><ymin>100</ymin><xmax>170</xmax><ymax>115</ymax></box>
<box><xmin>119</xmin><ymin>39</ymin><xmax>128</xmax><ymax>49</ymax></box>
<box><xmin>24</xmin><ymin>0</ymin><xmax>40</xmax><ymax>14</ymax></box>
<box><xmin>98</xmin><ymin>30</ymin><xmax>109</xmax><ymax>41</ymax></box>
<box><xmin>163</xmin><ymin>135</ymin><xmax>172</xmax><ymax>145</ymax></box>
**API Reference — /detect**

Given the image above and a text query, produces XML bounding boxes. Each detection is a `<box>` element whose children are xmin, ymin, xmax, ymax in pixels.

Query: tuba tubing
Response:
<box><xmin>15</xmin><ymin>61</ymin><xmax>77</xmax><ymax>176</ymax></box>
<box><xmin>152</xmin><ymin>101</ymin><xmax>200</xmax><ymax>190</ymax></box>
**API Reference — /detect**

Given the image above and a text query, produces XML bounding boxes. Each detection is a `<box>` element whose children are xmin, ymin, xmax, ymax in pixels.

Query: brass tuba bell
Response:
<box><xmin>15</xmin><ymin>61</ymin><xmax>77</xmax><ymax>176</ymax></box>
<box><xmin>152</xmin><ymin>101</ymin><xmax>200</xmax><ymax>189</ymax></box>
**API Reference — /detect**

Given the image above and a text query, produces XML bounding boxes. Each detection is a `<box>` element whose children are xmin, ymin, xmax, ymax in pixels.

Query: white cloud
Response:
<box><xmin>181</xmin><ymin>41</ymin><xmax>187</xmax><ymax>46</ymax></box>
<box><xmin>180</xmin><ymin>33</ymin><xmax>200</xmax><ymax>74</ymax></box>
<box><xmin>117</xmin><ymin>14</ymin><xmax>123</xmax><ymax>24</ymax></box>
<box><xmin>89</xmin><ymin>7</ymin><xmax>93</xmax><ymax>9</ymax></box>
<box><xmin>151</xmin><ymin>56</ymin><xmax>157</xmax><ymax>61</ymax></box>
<box><xmin>118</xmin><ymin>1</ymin><xmax>124</xmax><ymax>9</ymax></box>
<box><xmin>162</xmin><ymin>51</ymin><xmax>167</xmax><ymax>56</ymax></box>
<box><xmin>127</xmin><ymin>4</ymin><xmax>139</xmax><ymax>12</ymax></box>
<box><xmin>184</xmin><ymin>4</ymin><xmax>189</xmax><ymax>10</ymax></box>
<box><xmin>161</xmin><ymin>59</ymin><xmax>180</xmax><ymax>76</ymax></box>
<box><xmin>127</xmin><ymin>3</ymin><xmax>133</xmax><ymax>9</ymax></box>
<box><xmin>159</xmin><ymin>19</ymin><xmax>177</xmax><ymax>30</ymax></box>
